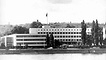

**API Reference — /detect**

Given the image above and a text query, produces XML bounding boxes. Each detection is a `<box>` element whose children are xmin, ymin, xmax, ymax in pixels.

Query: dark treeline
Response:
<box><xmin>81</xmin><ymin>19</ymin><xmax>106</xmax><ymax>47</ymax></box>
<box><xmin>0</xmin><ymin>20</ymin><xmax>43</xmax><ymax>36</ymax></box>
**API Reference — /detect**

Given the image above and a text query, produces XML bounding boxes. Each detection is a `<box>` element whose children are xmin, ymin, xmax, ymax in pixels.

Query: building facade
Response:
<box><xmin>0</xmin><ymin>27</ymin><xmax>105</xmax><ymax>48</ymax></box>
<box><xmin>0</xmin><ymin>34</ymin><xmax>47</xmax><ymax>48</ymax></box>
<box><xmin>29</xmin><ymin>28</ymin><xmax>93</xmax><ymax>45</ymax></box>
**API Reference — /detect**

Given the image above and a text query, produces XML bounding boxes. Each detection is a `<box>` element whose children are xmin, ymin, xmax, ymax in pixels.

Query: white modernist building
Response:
<box><xmin>0</xmin><ymin>26</ymin><xmax>106</xmax><ymax>47</ymax></box>
<box><xmin>29</xmin><ymin>28</ymin><xmax>91</xmax><ymax>45</ymax></box>
<box><xmin>29</xmin><ymin>27</ymin><xmax>106</xmax><ymax>45</ymax></box>
<box><xmin>0</xmin><ymin>34</ymin><xmax>47</xmax><ymax>47</ymax></box>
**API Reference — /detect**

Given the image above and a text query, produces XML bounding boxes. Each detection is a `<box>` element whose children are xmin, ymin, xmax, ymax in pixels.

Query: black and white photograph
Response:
<box><xmin>0</xmin><ymin>0</ymin><xmax>106</xmax><ymax>60</ymax></box>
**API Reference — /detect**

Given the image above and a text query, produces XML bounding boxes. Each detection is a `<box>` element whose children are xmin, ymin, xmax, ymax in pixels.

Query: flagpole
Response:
<box><xmin>46</xmin><ymin>13</ymin><xmax>48</xmax><ymax>24</ymax></box>
<box><xmin>47</xmin><ymin>15</ymin><xmax>48</xmax><ymax>24</ymax></box>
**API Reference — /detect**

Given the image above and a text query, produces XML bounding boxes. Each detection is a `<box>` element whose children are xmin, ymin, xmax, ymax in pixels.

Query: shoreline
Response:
<box><xmin>0</xmin><ymin>48</ymin><xmax>106</xmax><ymax>54</ymax></box>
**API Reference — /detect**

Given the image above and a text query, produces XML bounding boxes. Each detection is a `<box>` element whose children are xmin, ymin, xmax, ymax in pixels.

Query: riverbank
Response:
<box><xmin>0</xmin><ymin>48</ymin><xmax>106</xmax><ymax>54</ymax></box>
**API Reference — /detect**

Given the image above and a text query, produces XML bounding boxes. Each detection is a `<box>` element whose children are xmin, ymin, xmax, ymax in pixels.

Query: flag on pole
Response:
<box><xmin>46</xmin><ymin>13</ymin><xmax>48</xmax><ymax>17</ymax></box>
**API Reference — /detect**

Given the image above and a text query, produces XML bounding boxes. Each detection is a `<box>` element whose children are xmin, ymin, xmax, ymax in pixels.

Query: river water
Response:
<box><xmin>0</xmin><ymin>54</ymin><xmax>106</xmax><ymax>60</ymax></box>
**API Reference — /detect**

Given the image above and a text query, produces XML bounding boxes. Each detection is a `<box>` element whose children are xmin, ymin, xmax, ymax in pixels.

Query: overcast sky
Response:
<box><xmin>0</xmin><ymin>0</ymin><xmax>106</xmax><ymax>25</ymax></box>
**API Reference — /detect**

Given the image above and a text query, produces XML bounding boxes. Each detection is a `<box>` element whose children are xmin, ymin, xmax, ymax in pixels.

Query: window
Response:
<box><xmin>49</xmin><ymin>29</ymin><xmax>51</xmax><ymax>31</ymax></box>
<box><xmin>77</xmin><ymin>32</ymin><xmax>79</xmax><ymax>34</ymax></box>
<box><xmin>38</xmin><ymin>32</ymin><xmax>40</xmax><ymax>34</ymax></box>
<box><xmin>55</xmin><ymin>36</ymin><xmax>56</xmax><ymax>38</ymax></box>
<box><xmin>77</xmin><ymin>29</ymin><xmax>78</xmax><ymax>31</ymax></box>
<box><xmin>71</xmin><ymin>32</ymin><xmax>73</xmax><ymax>34</ymax></box>
<box><xmin>55</xmin><ymin>32</ymin><xmax>56</xmax><ymax>34</ymax></box>
<box><xmin>71</xmin><ymin>36</ymin><xmax>73</xmax><ymax>38</ymax></box>
<box><xmin>63</xmin><ymin>36</ymin><xmax>65</xmax><ymax>38</ymax></box>
<box><xmin>74</xmin><ymin>36</ymin><xmax>76</xmax><ymax>37</ymax></box>
<box><xmin>74</xmin><ymin>32</ymin><xmax>76</xmax><ymax>34</ymax></box>
<box><xmin>69</xmin><ymin>39</ymin><xmax>71</xmax><ymax>41</ymax></box>
<box><xmin>52</xmin><ymin>32</ymin><xmax>54</xmax><ymax>34</ymax></box>
<box><xmin>66</xmin><ymin>39</ymin><xmax>67</xmax><ymax>41</ymax></box>
<box><xmin>44</xmin><ymin>29</ymin><xmax>45</xmax><ymax>31</ymax></box>
<box><xmin>42</xmin><ymin>32</ymin><xmax>44</xmax><ymax>34</ymax></box>
<box><xmin>63</xmin><ymin>32</ymin><xmax>65</xmax><ymax>34</ymax></box>
<box><xmin>46</xmin><ymin>32</ymin><xmax>48</xmax><ymax>34</ymax></box>
<box><xmin>55</xmin><ymin>29</ymin><xmax>56</xmax><ymax>31</ymax></box>
<box><xmin>60</xmin><ymin>32</ymin><xmax>62</xmax><ymax>34</ymax></box>
<box><xmin>57</xmin><ymin>32</ymin><xmax>59</xmax><ymax>34</ymax></box>
<box><xmin>58</xmin><ymin>29</ymin><xmax>59</xmax><ymax>31</ymax></box>
<box><xmin>17</xmin><ymin>39</ymin><xmax>23</xmax><ymax>41</ymax></box>
<box><xmin>49</xmin><ymin>32</ymin><xmax>51</xmax><ymax>34</ymax></box>
<box><xmin>41</xmin><ymin>32</ymin><xmax>42</xmax><ymax>34</ymax></box>
<box><xmin>38</xmin><ymin>29</ymin><xmax>40</xmax><ymax>31</ymax></box>
<box><xmin>60</xmin><ymin>36</ymin><xmax>62</xmax><ymax>38</ymax></box>
<box><xmin>57</xmin><ymin>36</ymin><xmax>59</xmax><ymax>38</ymax></box>
<box><xmin>71</xmin><ymin>39</ymin><xmax>73</xmax><ymax>41</ymax></box>
<box><xmin>41</xmin><ymin>29</ymin><xmax>42</xmax><ymax>31</ymax></box>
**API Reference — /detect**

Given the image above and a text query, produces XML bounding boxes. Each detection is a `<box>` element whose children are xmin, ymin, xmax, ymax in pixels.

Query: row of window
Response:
<box><xmin>57</xmin><ymin>39</ymin><xmax>81</xmax><ymax>42</ymax></box>
<box><xmin>16</xmin><ymin>39</ymin><xmax>46</xmax><ymax>41</ymax></box>
<box><xmin>16</xmin><ymin>35</ymin><xmax>46</xmax><ymax>37</ymax></box>
<box><xmin>38</xmin><ymin>28</ymin><xmax>82</xmax><ymax>31</ymax></box>
<box><xmin>38</xmin><ymin>32</ymin><xmax>81</xmax><ymax>34</ymax></box>
<box><xmin>17</xmin><ymin>42</ymin><xmax>45</xmax><ymax>45</ymax></box>
<box><xmin>16</xmin><ymin>39</ymin><xmax>81</xmax><ymax>42</ymax></box>
<box><xmin>54</xmin><ymin>35</ymin><xmax>81</xmax><ymax>38</ymax></box>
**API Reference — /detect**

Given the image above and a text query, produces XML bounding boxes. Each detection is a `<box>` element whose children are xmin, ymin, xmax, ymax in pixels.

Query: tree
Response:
<box><xmin>1</xmin><ymin>43</ymin><xmax>5</xmax><ymax>48</ymax></box>
<box><xmin>91</xmin><ymin>19</ymin><xmax>103</xmax><ymax>46</ymax></box>
<box><xmin>30</xmin><ymin>20</ymin><xmax>43</xmax><ymax>28</ymax></box>
<box><xmin>95</xmin><ymin>19</ymin><xmax>99</xmax><ymax>46</ymax></box>
<box><xmin>25</xmin><ymin>44</ymin><xmax>28</xmax><ymax>49</ymax></box>
<box><xmin>11</xmin><ymin>26</ymin><xmax>29</xmax><ymax>34</ymax></box>
<box><xmin>103</xmin><ymin>38</ymin><xmax>106</xmax><ymax>45</ymax></box>
<box><xmin>81</xmin><ymin>20</ymin><xmax>87</xmax><ymax>45</ymax></box>
<box><xmin>91</xmin><ymin>20</ymin><xmax>96</xmax><ymax>46</ymax></box>
<box><xmin>86</xmin><ymin>35</ymin><xmax>92</xmax><ymax>46</ymax></box>
<box><xmin>46</xmin><ymin>33</ymin><xmax>50</xmax><ymax>48</ymax></box>
<box><xmin>54</xmin><ymin>40</ymin><xmax>62</xmax><ymax>48</ymax></box>
<box><xmin>49</xmin><ymin>33</ymin><xmax>55</xmax><ymax>47</ymax></box>
<box><xmin>99</xmin><ymin>27</ymin><xmax>103</xmax><ymax>46</ymax></box>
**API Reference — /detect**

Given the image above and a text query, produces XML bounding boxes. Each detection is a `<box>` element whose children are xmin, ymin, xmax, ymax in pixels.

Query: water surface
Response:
<box><xmin>0</xmin><ymin>54</ymin><xmax>106</xmax><ymax>60</ymax></box>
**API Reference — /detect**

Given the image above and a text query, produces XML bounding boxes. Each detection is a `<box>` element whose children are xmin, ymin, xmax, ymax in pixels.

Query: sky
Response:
<box><xmin>0</xmin><ymin>0</ymin><xmax>106</xmax><ymax>25</ymax></box>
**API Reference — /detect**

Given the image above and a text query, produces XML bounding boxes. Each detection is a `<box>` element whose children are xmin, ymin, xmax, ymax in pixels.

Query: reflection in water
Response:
<box><xmin>0</xmin><ymin>54</ymin><xmax>106</xmax><ymax>60</ymax></box>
